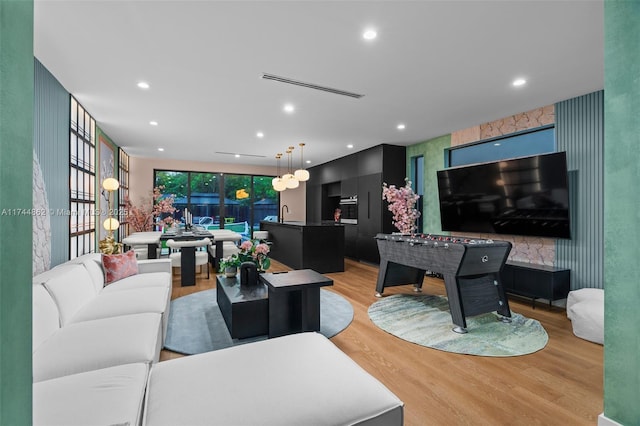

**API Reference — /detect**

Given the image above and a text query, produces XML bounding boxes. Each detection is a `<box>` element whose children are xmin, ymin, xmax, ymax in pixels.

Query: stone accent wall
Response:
<box><xmin>450</xmin><ymin>105</ymin><xmax>556</xmax><ymax>265</ymax></box>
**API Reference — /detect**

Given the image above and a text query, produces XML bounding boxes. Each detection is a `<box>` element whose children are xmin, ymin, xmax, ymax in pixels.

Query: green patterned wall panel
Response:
<box><xmin>406</xmin><ymin>134</ymin><xmax>451</xmax><ymax>234</ymax></box>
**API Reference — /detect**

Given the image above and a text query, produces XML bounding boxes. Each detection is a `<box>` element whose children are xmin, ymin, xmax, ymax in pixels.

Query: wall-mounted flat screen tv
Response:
<box><xmin>437</xmin><ymin>152</ymin><xmax>571</xmax><ymax>239</ymax></box>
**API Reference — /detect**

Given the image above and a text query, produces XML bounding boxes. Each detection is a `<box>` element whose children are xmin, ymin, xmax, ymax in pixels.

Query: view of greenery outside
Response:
<box><xmin>154</xmin><ymin>170</ymin><xmax>278</xmax><ymax>236</ymax></box>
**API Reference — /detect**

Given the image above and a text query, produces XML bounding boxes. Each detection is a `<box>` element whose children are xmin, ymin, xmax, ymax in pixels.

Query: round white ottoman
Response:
<box><xmin>566</xmin><ymin>288</ymin><xmax>604</xmax><ymax>344</ymax></box>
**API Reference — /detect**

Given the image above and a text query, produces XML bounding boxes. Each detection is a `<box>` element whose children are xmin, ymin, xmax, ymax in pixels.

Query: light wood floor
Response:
<box><xmin>161</xmin><ymin>259</ymin><xmax>603</xmax><ymax>426</ymax></box>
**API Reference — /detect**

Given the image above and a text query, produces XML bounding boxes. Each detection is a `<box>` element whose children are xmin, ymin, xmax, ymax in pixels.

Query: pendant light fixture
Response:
<box><xmin>285</xmin><ymin>147</ymin><xmax>299</xmax><ymax>189</ymax></box>
<box><xmin>281</xmin><ymin>147</ymin><xmax>294</xmax><ymax>184</ymax></box>
<box><xmin>272</xmin><ymin>154</ymin><xmax>287</xmax><ymax>192</ymax></box>
<box><xmin>294</xmin><ymin>142</ymin><xmax>310</xmax><ymax>181</ymax></box>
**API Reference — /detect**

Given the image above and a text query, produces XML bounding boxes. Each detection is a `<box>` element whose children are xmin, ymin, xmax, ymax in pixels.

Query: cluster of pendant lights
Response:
<box><xmin>272</xmin><ymin>143</ymin><xmax>310</xmax><ymax>191</ymax></box>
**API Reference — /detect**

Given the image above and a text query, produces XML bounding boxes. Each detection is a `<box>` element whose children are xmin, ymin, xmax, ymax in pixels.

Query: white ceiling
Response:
<box><xmin>34</xmin><ymin>1</ymin><xmax>604</xmax><ymax>169</ymax></box>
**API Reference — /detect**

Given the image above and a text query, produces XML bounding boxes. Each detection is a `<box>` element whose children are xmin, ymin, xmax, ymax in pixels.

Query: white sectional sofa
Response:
<box><xmin>32</xmin><ymin>253</ymin><xmax>172</xmax><ymax>425</ymax></box>
<box><xmin>32</xmin><ymin>253</ymin><xmax>404</xmax><ymax>426</ymax></box>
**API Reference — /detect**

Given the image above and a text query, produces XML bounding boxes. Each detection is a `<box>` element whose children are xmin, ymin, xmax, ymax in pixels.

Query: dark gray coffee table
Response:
<box><xmin>216</xmin><ymin>275</ymin><xmax>268</xmax><ymax>339</ymax></box>
<box><xmin>259</xmin><ymin>269</ymin><xmax>333</xmax><ymax>338</ymax></box>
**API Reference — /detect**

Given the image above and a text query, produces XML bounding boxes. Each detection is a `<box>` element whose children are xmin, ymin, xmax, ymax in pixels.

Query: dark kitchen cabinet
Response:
<box><xmin>306</xmin><ymin>144</ymin><xmax>406</xmax><ymax>264</ymax></box>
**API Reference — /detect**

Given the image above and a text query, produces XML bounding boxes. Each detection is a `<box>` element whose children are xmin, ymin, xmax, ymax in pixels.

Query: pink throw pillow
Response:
<box><xmin>102</xmin><ymin>250</ymin><xmax>138</xmax><ymax>284</ymax></box>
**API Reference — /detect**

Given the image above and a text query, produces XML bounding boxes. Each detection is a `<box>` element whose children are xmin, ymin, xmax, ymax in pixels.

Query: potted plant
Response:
<box><xmin>219</xmin><ymin>254</ymin><xmax>242</xmax><ymax>277</ymax></box>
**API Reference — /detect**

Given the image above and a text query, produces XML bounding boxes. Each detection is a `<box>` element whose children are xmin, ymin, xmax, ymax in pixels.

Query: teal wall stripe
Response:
<box><xmin>0</xmin><ymin>1</ymin><xmax>34</xmax><ymax>423</ymax></box>
<box><xmin>34</xmin><ymin>59</ymin><xmax>70</xmax><ymax>267</ymax></box>
<box><xmin>603</xmin><ymin>2</ymin><xmax>640</xmax><ymax>423</ymax></box>
<box><xmin>555</xmin><ymin>91</ymin><xmax>604</xmax><ymax>290</ymax></box>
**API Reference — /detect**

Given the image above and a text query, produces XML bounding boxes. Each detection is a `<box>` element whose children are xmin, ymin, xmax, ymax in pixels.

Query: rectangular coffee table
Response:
<box><xmin>216</xmin><ymin>275</ymin><xmax>268</xmax><ymax>339</ymax></box>
<box><xmin>259</xmin><ymin>269</ymin><xmax>333</xmax><ymax>338</ymax></box>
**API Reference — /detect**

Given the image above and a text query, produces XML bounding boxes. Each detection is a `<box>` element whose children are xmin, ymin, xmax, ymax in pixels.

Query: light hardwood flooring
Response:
<box><xmin>161</xmin><ymin>258</ymin><xmax>603</xmax><ymax>426</ymax></box>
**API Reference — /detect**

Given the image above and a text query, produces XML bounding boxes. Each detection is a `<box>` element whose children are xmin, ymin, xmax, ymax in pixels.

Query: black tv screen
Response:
<box><xmin>437</xmin><ymin>152</ymin><xmax>571</xmax><ymax>239</ymax></box>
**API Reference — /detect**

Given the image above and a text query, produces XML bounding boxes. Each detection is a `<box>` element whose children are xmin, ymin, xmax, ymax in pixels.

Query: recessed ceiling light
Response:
<box><xmin>363</xmin><ymin>29</ymin><xmax>377</xmax><ymax>40</ymax></box>
<box><xmin>347</xmin><ymin>144</ymin><xmax>354</xmax><ymax>149</ymax></box>
<box><xmin>397</xmin><ymin>123</ymin><xmax>406</xmax><ymax>130</ymax></box>
<box><xmin>512</xmin><ymin>78</ymin><xmax>527</xmax><ymax>87</ymax></box>
<box><xmin>256</xmin><ymin>132</ymin><xmax>264</xmax><ymax>138</ymax></box>
<box><xmin>283</xmin><ymin>104</ymin><xmax>295</xmax><ymax>113</ymax></box>
<box><xmin>494</xmin><ymin>143</ymin><xmax>501</xmax><ymax>146</ymax></box>
<box><xmin>149</xmin><ymin>121</ymin><xmax>158</xmax><ymax>126</ymax></box>
<box><xmin>235</xmin><ymin>154</ymin><xmax>240</xmax><ymax>158</ymax></box>
<box><xmin>305</xmin><ymin>160</ymin><xmax>311</xmax><ymax>164</ymax></box>
<box><xmin>158</xmin><ymin>148</ymin><xmax>164</xmax><ymax>152</ymax></box>
<box><xmin>137</xmin><ymin>81</ymin><xmax>150</xmax><ymax>89</ymax></box>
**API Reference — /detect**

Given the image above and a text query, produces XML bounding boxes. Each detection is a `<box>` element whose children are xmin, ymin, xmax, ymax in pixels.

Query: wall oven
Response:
<box><xmin>339</xmin><ymin>196</ymin><xmax>358</xmax><ymax>224</ymax></box>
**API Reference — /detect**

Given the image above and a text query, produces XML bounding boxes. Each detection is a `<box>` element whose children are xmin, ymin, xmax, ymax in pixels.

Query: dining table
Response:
<box><xmin>122</xmin><ymin>231</ymin><xmax>163</xmax><ymax>259</ymax></box>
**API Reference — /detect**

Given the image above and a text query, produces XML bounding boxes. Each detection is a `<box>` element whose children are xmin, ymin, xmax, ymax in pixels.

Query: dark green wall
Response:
<box><xmin>406</xmin><ymin>134</ymin><xmax>451</xmax><ymax>234</ymax></box>
<box><xmin>0</xmin><ymin>0</ymin><xmax>34</xmax><ymax>424</ymax></box>
<box><xmin>604</xmin><ymin>1</ymin><xmax>640</xmax><ymax>424</ymax></box>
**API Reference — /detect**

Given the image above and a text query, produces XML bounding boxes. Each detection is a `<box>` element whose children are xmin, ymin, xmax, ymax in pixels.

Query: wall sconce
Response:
<box><xmin>99</xmin><ymin>178</ymin><xmax>122</xmax><ymax>254</ymax></box>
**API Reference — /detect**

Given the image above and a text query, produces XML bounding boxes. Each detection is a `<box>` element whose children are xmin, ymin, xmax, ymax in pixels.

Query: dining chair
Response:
<box><xmin>166</xmin><ymin>238</ymin><xmax>212</xmax><ymax>280</ymax></box>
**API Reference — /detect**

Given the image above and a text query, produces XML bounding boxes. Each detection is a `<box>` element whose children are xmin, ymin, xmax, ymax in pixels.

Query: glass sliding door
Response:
<box><xmin>223</xmin><ymin>174</ymin><xmax>252</xmax><ymax>237</ymax></box>
<box><xmin>154</xmin><ymin>169</ymin><xmax>278</xmax><ymax>238</ymax></box>
<box><xmin>155</xmin><ymin>171</ymin><xmax>188</xmax><ymax>226</ymax></box>
<box><xmin>190</xmin><ymin>172</ymin><xmax>220</xmax><ymax>227</ymax></box>
<box><xmin>252</xmin><ymin>175</ymin><xmax>279</xmax><ymax>232</ymax></box>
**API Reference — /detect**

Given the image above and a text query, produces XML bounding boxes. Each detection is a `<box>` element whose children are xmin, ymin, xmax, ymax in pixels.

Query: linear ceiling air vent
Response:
<box><xmin>215</xmin><ymin>151</ymin><xmax>267</xmax><ymax>158</ymax></box>
<box><xmin>261</xmin><ymin>73</ymin><xmax>364</xmax><ymax>99</ymax></box>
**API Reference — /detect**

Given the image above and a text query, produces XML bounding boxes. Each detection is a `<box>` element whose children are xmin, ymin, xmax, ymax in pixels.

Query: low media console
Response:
<box><xmin>375</xmin><ymin>233</ymin><xmax>512</xmax><ymax>333</ymax></box>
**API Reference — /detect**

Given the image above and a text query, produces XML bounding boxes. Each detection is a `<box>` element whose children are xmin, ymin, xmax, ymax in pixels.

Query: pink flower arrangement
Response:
<box><xmin>221</xmin><ymin>239</ymin><xmax>271</xmax><ymax>271</ymax></box>
<box><xmin>125</xmin><ymin>186</ymin><xmax>178</xmax><ymax>232</ymax></box>
<box><xmin>382</xmin><ymin>178</ymin><xmax>421</xmax><ymax>234</ymax></box>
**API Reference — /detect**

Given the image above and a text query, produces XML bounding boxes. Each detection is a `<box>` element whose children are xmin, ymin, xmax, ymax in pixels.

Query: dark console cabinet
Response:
<box><xmin>501</xmin><ymin>261</ymin><xmax>570</xmax><ymax>307</ymax></box>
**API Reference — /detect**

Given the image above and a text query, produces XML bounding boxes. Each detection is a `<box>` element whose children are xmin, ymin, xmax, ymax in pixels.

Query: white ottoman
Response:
<box><xmin>566</xmin><ymin>288</ymin><xmax>604</xmax><ymax>344</ymax></box>
<box><xmin>143</xmin><ymin>332</ymin><xmax>403</xmax><ymax>426</ymax></box>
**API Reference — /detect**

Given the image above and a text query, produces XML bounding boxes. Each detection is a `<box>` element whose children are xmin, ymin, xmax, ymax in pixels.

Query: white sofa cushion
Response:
<box><xmin>66</xmin><ymin>253</ymin><xmax>106</xmax><ymax>293</ymax></box>
<box><xmin>143</xmin><ymin>332</ymin><xmax>403</xmax><ymax>426</ymax></box>
<box><xmin>101</xmin><ymin>271</ymin><xmax>171</xmax><ymax>293</ymax></box>
<box><xmin>33</xmin><ymin>313</ymin><xmax>162</xmax><ymax>382</ymax></box>
<box><xmin>69</xmin><ymin>286</ymin><xmax>169</xmax><ymax>321</ymax></box>
<box><xmin>32</xmin><ymin>284</ymin><xmax>61</xmax><ymax>352</ymax></box>
<box><xmin>69</xmin><ymin>286</ymin><xmax>171</xmax><ymax>341</ymax></box>
<box><xmin>33</xmin><ymin>363</ymin><xmax>149</xmax><ymax>426</ymax></box>
<box><xmin>41</xmin><ymin>264</ymin><xmax>97</xmax><ymax>326</ymax></box>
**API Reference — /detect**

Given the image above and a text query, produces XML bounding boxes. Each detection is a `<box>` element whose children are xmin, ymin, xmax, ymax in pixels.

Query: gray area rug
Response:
<box><xmin>165</xmin><ymin>289</ymin><xmax>353</xmax><ymax>355</ymax></box>
<box><xmin>368</xmin><ymin>294</ymin><xmax>548</xmax><ymax>357</ymax></box>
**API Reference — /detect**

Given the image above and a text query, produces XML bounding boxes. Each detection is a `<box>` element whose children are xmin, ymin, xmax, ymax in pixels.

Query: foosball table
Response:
<box><xmin>375</xmin><ymin>233</ymin><xmax>512</xmax><ymax>333</ymax></box>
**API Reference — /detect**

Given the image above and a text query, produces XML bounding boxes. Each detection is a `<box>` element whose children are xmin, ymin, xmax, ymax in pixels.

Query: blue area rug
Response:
<box><xmin>164</xmin><ymin>289</ymin><xmax>353</xmax><ymax>355</ymax></box>
<box><xmin>368</xmin><ymin>294</ymin><xmax>548</xmax><ymax>357</ymax></box>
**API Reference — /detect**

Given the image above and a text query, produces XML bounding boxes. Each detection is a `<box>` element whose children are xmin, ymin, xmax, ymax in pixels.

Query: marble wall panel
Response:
<box><xmin>450</xmin><ymin>105</ymin><xmax>555</xmax><ymax>265</ymax></box>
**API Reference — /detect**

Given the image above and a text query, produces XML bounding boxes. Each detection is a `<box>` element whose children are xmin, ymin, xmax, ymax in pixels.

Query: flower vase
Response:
<box><xmin>240</xmin><ymin>262</ymin><xmax>258</xmax><ymax>287</ymax></box>
<box><xmin>224</xmin><ymin>266</ymin><xmax>237</xmax><ymax>278</ymax></box>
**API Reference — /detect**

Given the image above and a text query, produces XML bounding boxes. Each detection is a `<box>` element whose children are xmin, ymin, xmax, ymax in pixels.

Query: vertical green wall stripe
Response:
<box><xmin>604</xmin><ymin>2</ymin><xmax>640</xmax><ymax>424</ymax></box>
<box><xmin>555</xmin><ymin>91</ymin><xmax>604</xmax><ymax>290</ymax></box>
<box><xmin>406</xmin><ymin>134</ymin><xmax>451</xmax><ymax>234</ymax></box>
<box><xmin>0</xmin><ymin>0</ymin><xmax>34</xmax><ymax>424</ymax></box>
<box><xmin>34</xmin><ymin>58</ymin><xmax>70</xmax><ymax>267</ymax></box>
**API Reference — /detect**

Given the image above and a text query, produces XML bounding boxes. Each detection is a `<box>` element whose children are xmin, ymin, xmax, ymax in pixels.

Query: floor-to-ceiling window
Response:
<box><xmin>69</xmin><ymin>96</ymin><xmax>96</xmax><ymax>258</ymax></box>
<box><xmin>154</xmin><ymin>169</ymin><xmax>278</xmax><ymax>238</ymax></box>
<box><xmin>118</xmin><ymin>149</ymin><xmax>130</xmax><ymax>240</ymax></box>
<box><xmin>411</xmin><ymin>155</ymin><xmax>424</xmax><ymax>232</ymax></box>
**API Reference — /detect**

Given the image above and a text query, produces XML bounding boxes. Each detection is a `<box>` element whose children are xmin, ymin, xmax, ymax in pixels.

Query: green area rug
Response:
<box><xmin>368</xmin><ymin>294</ymin><xmax>548</xmax><ymax>357</ymax></box>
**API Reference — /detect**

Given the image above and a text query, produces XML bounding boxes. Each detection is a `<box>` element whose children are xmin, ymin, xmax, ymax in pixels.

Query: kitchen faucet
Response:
<box><xmin>280</xmin><ymin>204</ymin><xmax>289</xmax><ymax>223</ymax></box>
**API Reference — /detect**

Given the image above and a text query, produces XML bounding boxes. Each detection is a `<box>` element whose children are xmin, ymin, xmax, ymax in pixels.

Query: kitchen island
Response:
<box><xmin>260</xmin><ymin>221</ymin><xmax>345</xmax><ymax>273</ymax></box>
